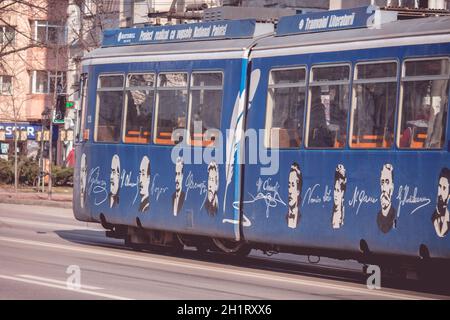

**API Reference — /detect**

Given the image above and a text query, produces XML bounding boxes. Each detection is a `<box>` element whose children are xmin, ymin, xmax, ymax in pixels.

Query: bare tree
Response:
<box><xmin>68</xmin><ymin>0</ymin><xmax>120</xmax><ymax>53</ymax></box>
<box><xmin>0</xmin><ymin>0</ymin><xmax>49</xmax><ymax>58</ymax></box>
<box><xmin>0</xmin><ymin>55</ymin><xmax>34</xmax><ymax>192</ymax></box>
<box><xmin>0</xmin><ymin>0</ymin><xmax>69</xmax><ymax>196</ymax></box>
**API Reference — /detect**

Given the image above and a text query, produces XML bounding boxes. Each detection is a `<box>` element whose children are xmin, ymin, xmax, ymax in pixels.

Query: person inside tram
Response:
<box><xmin>356</xmin><ymin>84</ymin><xmax>376</xmax><ymax>137</ymax></box>
<box><xmin>425</xmin><ymin>84</ymin><xmax>448</xmax><ymax>148</ymax></box>
<box><xmin>400</xmin><ymin>81</ymin><xmax>424</xmax><ymax>147</ymax></box>
<box><xmin>309</xmin><ymin>86</ymin><xmax>333</xmax><ymax>148</ymax></box>
<box><xmin>127</xmin><ymin>90</ymin><xmax>152</xmax><ymax>140</ymax></box>
<box><xmin>329</xmin><ymin>87</ymin><xmax>347</xmax><ymax>146</ymax></box>
<box><xmin>399</xmin><ymin>80</ymin><xmax>447</xmax><ymax>148</ymax></box>
<box><xmin>283</xmin><ymin>118</ymin><xmax>301</xmax><ymax>148</ymax></box>
<box><xmin>329</xmin><ymin>87</ymin><xmax>346</xmax><ymax>127</ymax></box>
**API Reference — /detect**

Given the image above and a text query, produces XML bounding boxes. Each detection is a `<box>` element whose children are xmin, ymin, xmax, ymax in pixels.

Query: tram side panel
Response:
<box><xmin>241</xmin><ymin>43</ymin><xmax>450</xmax><ymax>260</ymax></box>
<box><xmin>73</xmin><ymin>57</ymin><xmax>247</xmax><ymax>241</ymax></box>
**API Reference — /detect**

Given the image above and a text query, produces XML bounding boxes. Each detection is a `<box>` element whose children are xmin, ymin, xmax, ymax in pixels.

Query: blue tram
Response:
<box><xmin>74</xmin><ymin>6</ymin><xmax>450</xmax><ymax>271</ymax></box>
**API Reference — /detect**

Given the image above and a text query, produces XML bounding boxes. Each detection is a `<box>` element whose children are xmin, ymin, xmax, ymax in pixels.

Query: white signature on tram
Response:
<box><xmin>302</xmin><ymin>184</ymin><xmax>332</xmax><ymax>206</ymax></box>
<box><xmin>233</xmin><ymin>178</ymin><xmax>286</xmax><ymax>218</ymax></box>
<box><xmin>185</xmin><ymin>171</ymin><xmax>207</xmax><ymax>200</ymax></box>
<box><xmin>88</xmin><ymin>167</ymin><xmax>108</xmax><ymax>206</ymax></box>
<box><xmin>396</xmin><ymin>185</ymin><xmax>431</xmax><ymax>217</ymax></box>
<box><xmin>348</xmin><ymin>186</ymin><xmax>378</xmax><ymax>215</ymax></box>
<box><xmin>151</xmin><ymin>173</ymin><xmax>168</xmax><ymax>201</ymax></box>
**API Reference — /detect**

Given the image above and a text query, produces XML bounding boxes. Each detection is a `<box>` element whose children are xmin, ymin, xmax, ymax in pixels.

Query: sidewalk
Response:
<box><xmin>0</xmin><ymin>187</ymin><xmax>72</xmax><ymax>209</ymax></box>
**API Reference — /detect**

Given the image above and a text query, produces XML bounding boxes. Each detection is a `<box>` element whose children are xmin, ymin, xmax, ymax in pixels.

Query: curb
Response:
<box><xmin>0</xmin><ymin>196</ymin><xmax>72</xmax><ymax>209</ymax></box>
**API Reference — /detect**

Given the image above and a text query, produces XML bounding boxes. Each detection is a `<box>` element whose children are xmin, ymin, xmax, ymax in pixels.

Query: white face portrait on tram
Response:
<box><xmin>287</xmin><ymin>163</ymin><xmax>302</xmax><ymax>229</ymax></box>
<box><xmin>139</xmin><ymin>156</ymin><xmax>150</xmax><ymax>199</ymax></box>
<box><xmin>207</xmin><ymin>162</ymin><xmax>218</xmax><ymax>204</ymax></box>
<box><xmin>332</xmin><ymin>164</ymin><xmax>346</xmax><ymax>229</ymax></box>
<box><xmin>433</xmin><ymin>167</ymin><xmax>450</xmax><ymax>238</ymax></box>
<box><xmin>205</xmin><ymin>161</ymin><xmax>219</xmax><ymax>216</ymax></box>
<box><xmin>80</xmin><ymin>153</ymin><xmax>87</xmax><ymax>208</ymax></box>
<box><xmin>109</xmin><ymin>155</ymin><xmax>121</xmax><ymax>208</ymax></box>
<box><xmin>175</xmin><ymin>157</ymin><xmax>184</xmax><ymax>195</ymax></box>
<box><xmin>380</xmin><ymin>164</ymin><xmax>394</xmax><ymax>215</ymax></box>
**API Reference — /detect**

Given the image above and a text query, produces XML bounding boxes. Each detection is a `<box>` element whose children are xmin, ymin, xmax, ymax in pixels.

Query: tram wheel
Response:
<box><xmin>211</xmin><ymin>238</ymin><xmax>251</xmax><ymax>257</ymax></box>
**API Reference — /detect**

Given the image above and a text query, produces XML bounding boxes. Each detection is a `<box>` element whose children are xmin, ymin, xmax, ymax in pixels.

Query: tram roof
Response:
<box><xmin>82</xmin><ymin>20</ymin><xmax>274</xmax><ymax>63</ymax></box>
<box><xmin>83</xmin><ymin>12</ymin><xmax>450</xmax><ymax>64</ymax></box>
<box><xmin>253</xmin><ymin>16</ymin><xmax>450</xmax><ymax>52</ymax></box>
<box><xmin>83</xmin><ymin>37</ymin><xmax>262</xmax><ymax>61</ymax></box>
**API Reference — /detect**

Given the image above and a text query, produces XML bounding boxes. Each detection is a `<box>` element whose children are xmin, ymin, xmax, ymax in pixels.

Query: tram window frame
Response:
<box><xmin>94</xmin><ymin>73</ymin><xmax>125</xmax><ymax>143</ymax></box>
<box><xmin>349</xmin><ymin>60</ymin><xmax>399</xmax><ymax>149</ymax></box>
<box><xmin>122</xmin><ymin>72</ymin><xmax>155</xmax><ymax>144</ymax></box>
<box><xmin>187</xmin><ymin>71</ymin><xmax>224</xmax><ymax>148</ymax></box>
<box><xmin>397</xmin><ymin>57</ymin><xmax>450</xmax><ymax>150</ymax></box>
<box><xmin>305</xmin><ymin>63</ymin><xmax>351</xmax><ymax>149</ymax></box>
<box><xmin>77</xmin><ymin>73</ymin><xmax>89</xmax><ymax>142</ymax></box>
<box><xmin>264</xmin><ymin>66</ymin><xmax>307</xmax><ymax>149</ymax></box>
<box><xmin>153</xmin><ymin>72</ymin><xmax>189</xmax><ymax>145</ymax></box>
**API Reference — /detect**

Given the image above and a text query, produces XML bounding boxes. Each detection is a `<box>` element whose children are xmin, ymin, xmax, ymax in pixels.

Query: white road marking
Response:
<box><xmin>0</xmin><ymin>274</ymin><xmax>132</xmax><ymax>300</ymax></box>
<box><xmin>0</xmin><ymin>236</ymin><xmax>435</xmax><ymax>300</ymax></box>
<box><xmin>0</xmin><ymin>206</ymin><xmax>75</xmax><ymax>220</ymax></box>
<box><xmin>0</xmin><ymin>217</ymin><xmax>103</xmax><ymax>232</ymax></box>
<box><xmin>20</xmin><ymin>275</ymin><xmax>103</xmax><ymax>290</ymax></box>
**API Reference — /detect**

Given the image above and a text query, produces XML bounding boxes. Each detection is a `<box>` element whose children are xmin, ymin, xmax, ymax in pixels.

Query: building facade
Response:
<box><xmin>0</xmin><ymin>0</ymin><xmax>69</xmax><ymax>164</ymax></box>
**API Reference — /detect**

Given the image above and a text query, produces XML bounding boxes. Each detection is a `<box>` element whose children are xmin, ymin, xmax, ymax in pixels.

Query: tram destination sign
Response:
<box><xmin>276</xmin><ymin>6</ymin><xmax>382</xmax><ymax>36</ymax></box>
<box><xmin>102</xmin><ymin>19</ymin><xmax>256</xmax><ymax>47</ymax></box>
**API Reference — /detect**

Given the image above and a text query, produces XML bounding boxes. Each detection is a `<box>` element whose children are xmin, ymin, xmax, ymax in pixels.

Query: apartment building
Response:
<box><xmin>0</xmin><ymin>0</ymin><xmax>69</xmax><ymax>163</ymax></box>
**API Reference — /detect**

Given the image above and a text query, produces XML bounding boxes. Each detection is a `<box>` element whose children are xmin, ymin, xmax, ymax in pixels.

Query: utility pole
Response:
<box><xmin>48</xmin><ymin>97</ymin><xmax>54</xmax><ymax>200</ymax></box>
<box><xmin>48</xmin><ymin>44</ymin><xmax>62</xmax><ymax>200</ymax></box>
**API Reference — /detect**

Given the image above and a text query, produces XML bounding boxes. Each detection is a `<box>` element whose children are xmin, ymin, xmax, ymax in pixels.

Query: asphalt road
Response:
<box><xmin>0</xmin><ymin>203</ymin><xmax>448</xmax><ymax>300</ymax></box>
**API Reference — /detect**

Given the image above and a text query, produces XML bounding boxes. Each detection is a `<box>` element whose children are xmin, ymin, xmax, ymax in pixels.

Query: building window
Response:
<box><xmin>31</xmin><ymin>71</ymin><xmax>66</xmax><ymax>94</ymax></box>
<box><xmin>154</xmin><ymin>73</ymin><xmax>188</xmax><ymax>145</ymax></box>
<box><xmin>32</xmin><ymin>20</ymin><xmax>66</xmax><ymax>45</ymax></box>
<box><xmin>188</xmin><ymin>72</ymin><xmax>223</xmax><ymax>147</ymax></box>
<box><xmin>0</xmin><ymin>75</ymin><xmax>12</xmax><ymax>95</ymax></box>
<box><xmin>32</xmin><ymin>71</ymin><xmax>48</xmax><ymax>93</ymax></box>
<box><xmin>0</xmin><ymin>26</ymin><xmax>15</xmax><ymax>45</ymax></box>
<box><xmin>350</xmin><ymin>61</ymin><xmax>398</xmax><ymax>149</ymax></box>
<box><xmin>123</xmin><ymin>73</ymin><xmax>155</xmax><ymax>144</ymax></box>
<box><xmin>83</xmin><ymin>0</ymin><xmax>96</xmax><ymax>16</ymax></box>
<box><xmin>306</xmin><ymin>64</ymin><xmax>351</xmax><ymax>149</ymax></box>
<box><xmin>94</xmin><ymin>74</ymin><xmax>124</xmax><ymax>143</ymax></box>
<box><xmin>265</xmin><ymin>67</ymin><xmax>306</xmax><ymax>149</ymax></box>
<box><xmin>398</xmin><ymin>58</ymin><xmax>450</xmax><ymax>149</ymax></box>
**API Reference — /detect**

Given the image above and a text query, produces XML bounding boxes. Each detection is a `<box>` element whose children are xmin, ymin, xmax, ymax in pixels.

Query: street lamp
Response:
<box><xmin>0</xmin><ymin>128</ymin><xmax>6</xmax><ymax>161</ymax></box>
<box><xmin>40</xmin><ymin>108</ymin><xmax>51</xmax><ymax>195</ymax></box>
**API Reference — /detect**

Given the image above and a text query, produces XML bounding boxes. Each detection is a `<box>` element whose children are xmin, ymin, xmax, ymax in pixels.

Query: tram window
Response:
<box><xmin>398</xmin><ymin>58</ymin><xmax>450</xmax><ymax>149</ymax></box>
<box><xmin>265</xmin><ymin>68</ymin><xmax>306</xmax><ymax>149</ymax></box>
<box><xmin>123</xmin><ymin>73</ymin><xmax>155</xmax><ymax>144</ymax></box>
<box><xmin>154</xmin><ymin>73</ymin><xmax>188</xmax><ymax>145</ymax></box>
<box><xmin>94</xmin><ymin>74</ymin><xmax>124</xmax><ymax>143</ymax></box>
<box><xmin>306</xmin><ymin>65</ymin><xmax>350</xmax><ymax>149</ymax></box>
<box><xmin>350</xmin><ymin>62</ymin><xmax>398</xmax><ymax>149</ymax></box>
<box><xmin>189</xmin><ymin>72</ymin><xmax>223</xmax><ymax>147</ymax></box>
